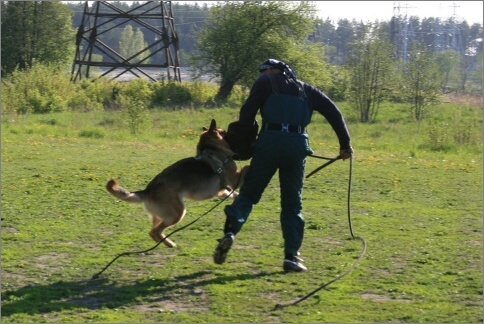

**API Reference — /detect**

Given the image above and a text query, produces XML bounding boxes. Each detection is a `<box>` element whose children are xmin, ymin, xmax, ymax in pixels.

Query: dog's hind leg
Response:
<box><xmin>149</xmin><ymin>217</ymin><xmax>177</xmax><ymax>248</ymax></box>
<box><xmin>146</xmin><ymin>197</ymin><xmax>186</xmax><ymax>248</ymax></box>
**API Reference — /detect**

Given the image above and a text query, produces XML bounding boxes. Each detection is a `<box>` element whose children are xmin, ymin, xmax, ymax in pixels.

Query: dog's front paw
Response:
<box><xmin>218</xmin><ymin>188</ymin><xmax>239</xmax><ymax>199</ymax></box>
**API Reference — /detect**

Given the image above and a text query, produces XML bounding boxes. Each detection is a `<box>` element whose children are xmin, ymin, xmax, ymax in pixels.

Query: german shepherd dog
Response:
<box><xmin>106</xmin><ymin>119</ymin><xmax>248</xmax><ymax>248</ymax></box>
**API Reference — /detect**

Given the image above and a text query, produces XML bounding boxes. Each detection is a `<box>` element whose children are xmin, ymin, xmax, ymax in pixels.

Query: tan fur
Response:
<box><xmin>106</xmin><ymin>119</ymin><xmax>249</xmax><ymax>248</ymax></box>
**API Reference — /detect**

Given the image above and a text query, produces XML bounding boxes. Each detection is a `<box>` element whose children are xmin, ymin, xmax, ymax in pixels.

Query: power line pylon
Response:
<box><xmin>391</xmin><ymin>1</ymin><xmax>415</xmax><ymax>66</ymax></box>
<box><xmin>71</xmin><ymin>1</ymin><xmax>181</xmax><ymax>82</ymax></box>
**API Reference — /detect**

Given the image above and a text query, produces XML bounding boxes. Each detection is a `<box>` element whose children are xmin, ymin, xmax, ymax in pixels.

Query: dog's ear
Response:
<box><xmin>209</xmin><ymin>119</ymin><xmax>217</xmax><ymax>131</ymax></box>
<box><xmin>202</xmin><ymin>126</ymin><xmax>208</xmax><ymax>131</ymax></box>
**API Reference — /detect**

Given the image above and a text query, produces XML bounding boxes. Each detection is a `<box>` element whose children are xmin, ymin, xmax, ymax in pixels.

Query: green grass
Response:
<box><xmin>1</xmin><ymin>102</ymin><xmax>482</xmax><ymax>323</ymax></box>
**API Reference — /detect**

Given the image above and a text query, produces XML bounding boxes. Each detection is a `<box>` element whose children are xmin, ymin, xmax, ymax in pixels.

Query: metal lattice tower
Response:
<box><xmin>71</xmin><ymin>1</ymin><xmax>181</xmax><ymax>82</ymax></box>
<box><xmin>392</xmin><ymin>1</ymin><xmax>465</xmax><ymax>59</ymax></box>
<box><xmin>432</xmin><ymin>2</ymin><xmax>464</xmax><ymax>53</ymax></box>
<box><xmin>391</xmin><ymin>1</ymin><xmax>416</xmax><ymax>65</ymax></box>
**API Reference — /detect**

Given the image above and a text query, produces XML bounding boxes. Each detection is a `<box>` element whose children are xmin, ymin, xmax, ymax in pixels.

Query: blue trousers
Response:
<box><xmin>224</xmin><ymin>131</ymin><xmax>313</xmax><ymax>257</ymax></box>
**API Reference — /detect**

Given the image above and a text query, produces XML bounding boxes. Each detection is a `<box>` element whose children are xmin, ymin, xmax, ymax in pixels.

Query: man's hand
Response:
<box><xmin>339</xmin><ymin>147</ymin><xmax>353</xmax><ymax>160</ymax></box>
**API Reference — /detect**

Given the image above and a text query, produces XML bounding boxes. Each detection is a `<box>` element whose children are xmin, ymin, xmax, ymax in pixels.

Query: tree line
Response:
<box><xmin>65</xmin><ymin>2</ymin><xmax>483</xmax><ymax>67</ymax></box>
<box><xmin>1</xmin><ymin>1</ymin><xmax>482</xmax><ymax>122</ymax></box>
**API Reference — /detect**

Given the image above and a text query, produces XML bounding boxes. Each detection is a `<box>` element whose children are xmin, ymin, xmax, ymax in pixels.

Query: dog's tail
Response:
<box><xmin>106</xmin><ymin>179</ymin><xmax>144</xmax><ymax>203</ymax></box>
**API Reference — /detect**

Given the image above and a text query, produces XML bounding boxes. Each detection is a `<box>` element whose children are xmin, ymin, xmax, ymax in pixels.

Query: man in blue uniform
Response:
<box><xmin>214</xmin><ymin>59</ymin><xmax>353</xmax><ymax>272</ymax></box>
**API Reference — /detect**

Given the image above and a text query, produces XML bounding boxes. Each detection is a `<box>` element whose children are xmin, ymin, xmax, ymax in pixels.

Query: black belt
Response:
<box><xmin>263</xmin><ymin>122</ymin><xmax>306</xmax><ymax>134</ymax></box>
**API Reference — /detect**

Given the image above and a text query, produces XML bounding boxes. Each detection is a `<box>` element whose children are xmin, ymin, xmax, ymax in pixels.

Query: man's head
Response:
<box><xmin>258</xmin><ymin>58</ymin><xmax>296</xmax><ymax>80</ymax></box>
<box><xmin>259</xmin><ymin>58</ymin><xmax>284</xmax><ymax>73</ymax></box>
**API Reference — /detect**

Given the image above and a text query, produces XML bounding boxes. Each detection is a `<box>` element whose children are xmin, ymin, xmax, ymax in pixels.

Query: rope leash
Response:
<box><xmin>274</xmin><ymin>155</ymin><xmax>367</xmax><ymax>309</ymax></box>
<box><xmin>93</xmin><ymin>155</ymin><xmax>366</xmax><ymax>310</ymax></box>
<box><xmin>305</xmin><ymin>154</ymin><xmax>342</xmax><ymax>178</ymax></box>
<box><xmin>91</xmin><ymin>189</ymin><xmax>234</xmax><ymax>280</ymax></box>
<box><xmin>92</xmin><ymin>154</ymin><xmax>248</xmax><ymax>280</ymax></box>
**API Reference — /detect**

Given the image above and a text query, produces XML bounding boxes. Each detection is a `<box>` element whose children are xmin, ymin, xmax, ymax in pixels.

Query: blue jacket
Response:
<box><xmin>238</xmin><ymin>73</ymin><xmax>351</xmax><ymax>150</ymax></box>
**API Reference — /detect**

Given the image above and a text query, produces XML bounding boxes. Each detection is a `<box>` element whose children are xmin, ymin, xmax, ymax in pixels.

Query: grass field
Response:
<box><xmin>1</xmin><ymin>102</ymin><xmax>482</xmax><ymax>323</ymax></box>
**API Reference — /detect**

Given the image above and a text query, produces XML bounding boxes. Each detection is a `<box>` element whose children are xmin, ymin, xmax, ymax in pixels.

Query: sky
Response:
<box><xmin>79</xmin><ymin>1</ymin><xmax>483</xmax><ymax>25</ymax></box>
<box><xmin>311</xmin><ymin>1</ymin><xmax>483</xmax><ymax>25</ymax></box>
<box><xmin>173</xmin><ymin>1</ymin><xmax>483</xmax><ymax>25</ymax></box>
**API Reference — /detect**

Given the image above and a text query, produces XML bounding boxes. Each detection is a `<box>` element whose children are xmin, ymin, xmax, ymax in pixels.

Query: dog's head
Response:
<box><xmin>197</xmin><ymin>119</ymin><xmax>234</xmax><ymax>157</ymax></box>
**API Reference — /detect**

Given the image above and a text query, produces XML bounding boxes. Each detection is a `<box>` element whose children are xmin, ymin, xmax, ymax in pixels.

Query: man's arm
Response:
<box><xmin>238</xmin><ymin>76</ymin><xmax>272</xmax><ymax>126</ymax></box>
<box><xmin>306</xmin><ymin>84</ymin><xmax>352</xmax><ymax>153</ymax></box>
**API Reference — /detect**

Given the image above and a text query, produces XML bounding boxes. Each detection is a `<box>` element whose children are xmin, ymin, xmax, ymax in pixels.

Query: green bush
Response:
<box><xmin>78</xmin><ymin>129</ymin><xmax>105</xmax><ymax>139</ymax></box>
<box><xmin>73</xmin><ymin>79</ymin><xmax>114</xmax><ymax>111</ymax></box>
<box><xmin>118</xmin><ymin>94</ymin><xmax>150</xmax><ymax>135</ymax></box>
<box><xmin>420</xmin><ymin>121</ymin><xmax>455</xmax><ymax>152</ymax></box>
<box><xmin>1</xmin><ymin>64</ymin><xmax>74</xmax><ymax>114</ymax></box>
<box><xmin>151</xmin><ymin>81</ymin><xmax>193</xmax><ymax>108</ymax></box>
<box><xmin>117</xmin><ymin>78</ymin><xmax>153</xmax><ymax>104</ymax></box>
<box><xmin>226</xmin><ymin>84</ymin><xmax>248</xmax><ymax>108</ymax></box>
<box><xmin>1</xmin><ymin>64</ymin><xmax>225</xmax><ymax>115</ymax></box>
<box><xmin>1</xmin><ymin>64</ymin><xmax>111</xmax><ymax>115</ymax></box>
<box><xmin>453</xmin><ymin>119</ymin><xmax>481</xmax><ymax>146</ymax></box>
<box><xmin>184</xmin><ymin>81</ymin><xmax>219</xmax><ymax>107</ymax></box>
<box><xmin>325</xmin><ymin>66</ymin><xmax>349</xmax><ymax>101</ymax></box>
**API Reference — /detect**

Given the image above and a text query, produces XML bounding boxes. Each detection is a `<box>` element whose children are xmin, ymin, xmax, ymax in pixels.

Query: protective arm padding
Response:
<box><xmin>225</xmin><ymin>120</ymin><xmax>259</xmax><ymax>161</ymax></box>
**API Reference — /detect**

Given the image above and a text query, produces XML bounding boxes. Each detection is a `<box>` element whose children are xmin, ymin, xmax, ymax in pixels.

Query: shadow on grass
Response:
<box><xmin>1</xmin><ymin>270</ymin><xmax>278</xmax><ymax>316</ymax></box>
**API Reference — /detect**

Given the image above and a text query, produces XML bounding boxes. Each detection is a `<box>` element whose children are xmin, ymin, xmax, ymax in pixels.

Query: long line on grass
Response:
<box><xmin>92</xmin><ymin>155</ymin><xmax>340</xmax><ymax>280</ymax></box>
<box><xmin>91</xmin><ymin>187</ymin><xmax>235</xmax><ymax>280</ymax></box>
<box><xmin>275</xmin><ymin>155</ymin><xmax>368</xmax><ymax>310</ymax></box>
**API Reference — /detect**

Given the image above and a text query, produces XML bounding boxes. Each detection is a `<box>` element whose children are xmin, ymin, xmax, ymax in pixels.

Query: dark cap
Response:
<box><xmin>258</xmin><ymin>58</ymin><xmax>296</xmax><ymax>80</ymax></box>
<box><xmin>259</xmin><ymin>58</ymin><xmax>283</xmax><ymax>73</ymax></box>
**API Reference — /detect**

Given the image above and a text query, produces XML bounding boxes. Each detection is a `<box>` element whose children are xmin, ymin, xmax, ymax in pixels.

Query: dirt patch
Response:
<box><xmin>443</xmin><ymin>93</ymin><xmax>482</xmax><ymax>106</ymax></box>
<box><xmin>130</xmin><ymin>299</ymin><xmax>208</xmax><ymax>313</ymax></box>
<box><xmin>2</xmin><ymin>270</ymin><xmax>30</xmax><ymax>287</ymax></box>
<box><xmin>1</xmin><ymin>226</ymin><xmax>19</xmax><ymax>233</ymax></box>
<box><xmin>129</xmin><ymin>287</ymin><xmax>211</xmax><ymax>313</ymax></box>
<box><xmin>34</xmin><ymin>252</ymin><xmax>69</xmax><ymax>270</ymax></box>
<box><xmin>362</xmin><ymin>293</ymin><xmax>411</xmax><ymax>303</ymax></box>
